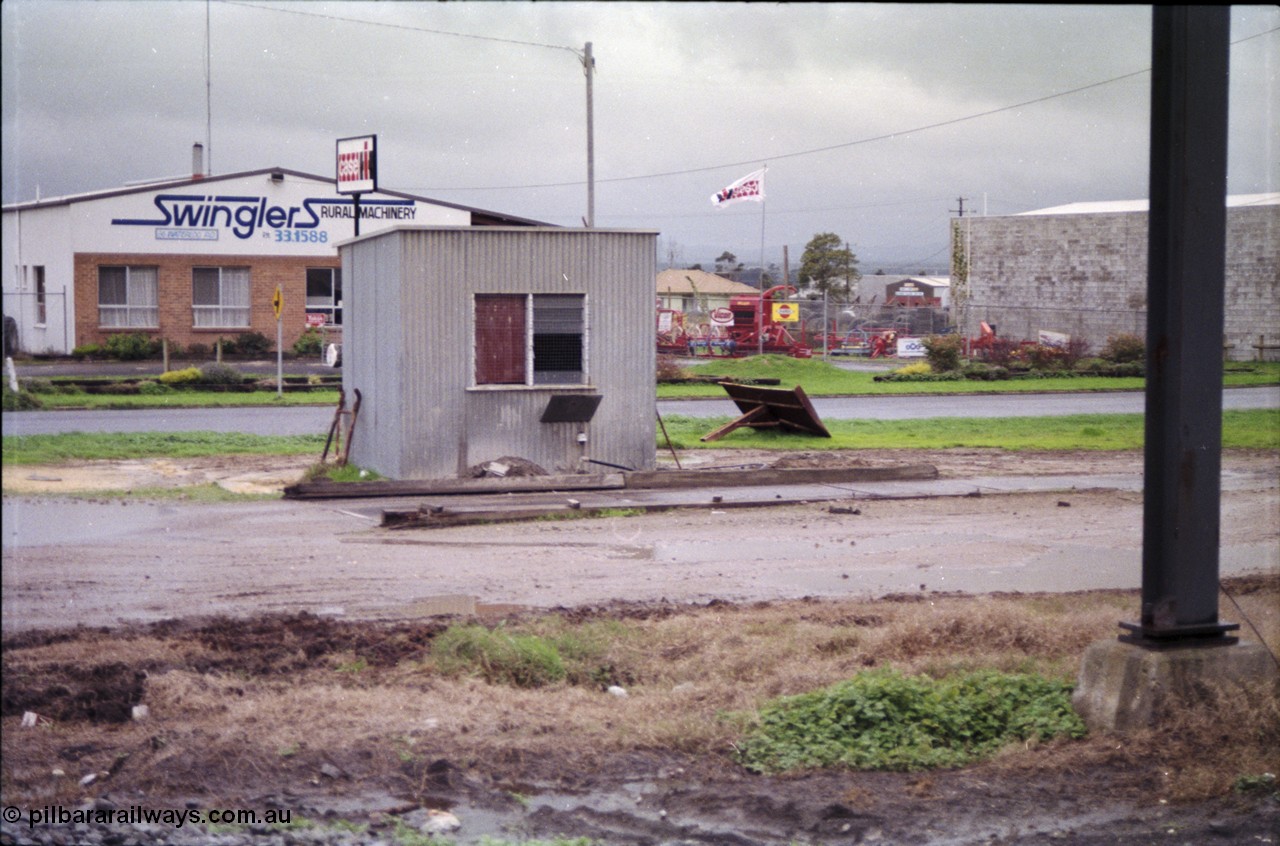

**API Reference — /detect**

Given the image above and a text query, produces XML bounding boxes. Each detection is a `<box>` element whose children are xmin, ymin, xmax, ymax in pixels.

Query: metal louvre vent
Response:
<box><xmin>533</xmin><ymin>294</ymin><xmax>584</xmax><ymax>384</ymax></box>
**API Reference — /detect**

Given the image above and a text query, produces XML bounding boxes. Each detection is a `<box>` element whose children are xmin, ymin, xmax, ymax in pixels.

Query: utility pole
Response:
<box><xmin>582</xmin><ymin>42</ymin><xmax>595</xmax><ymax>228</ymax></box>
<box><xmin>951</xmin><ymin>196</ymin><xmax>968</xmax><ymax>218</ymax></box>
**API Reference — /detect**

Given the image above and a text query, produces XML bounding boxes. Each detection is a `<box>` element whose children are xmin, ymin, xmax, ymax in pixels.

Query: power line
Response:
<box><xmin>221</xmin><ymin>4</ymin><xmax>1278</xmax><ymax>193</ymax></box>
<box><xmin>412</xmin><ymin>70</ymin><xmax>1153</xmax><ymax>192</ymax></box>
<box><xmin>220</xmin><ymin>0</ymin><xmax>581</xmax><ymax>56</ymax></box>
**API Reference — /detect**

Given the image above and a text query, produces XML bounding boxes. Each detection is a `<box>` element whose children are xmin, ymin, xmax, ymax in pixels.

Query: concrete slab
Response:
<box><xmin>1073</xmin><ymin>638</ymin><xmax>1280</xmax><ymax>732</ymax></box>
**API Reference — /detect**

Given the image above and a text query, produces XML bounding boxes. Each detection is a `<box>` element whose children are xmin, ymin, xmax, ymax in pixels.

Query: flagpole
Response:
<box><xmin>757</xmin><ymin>164</ymin><xmax>767</xmax><ymax>355</ymax></box>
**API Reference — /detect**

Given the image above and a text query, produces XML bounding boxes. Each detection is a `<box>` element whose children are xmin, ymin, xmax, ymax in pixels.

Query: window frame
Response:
<box><xmin>97</xmin><ymin>265</ymin><xmax>159</xmax><ymax>329</ymax></box>
<box><xmin>192</xmin><ymin>266</ymin><xmax>252</xmax><ymax>329</ymax></box>
<box><xmin>472</xmin><ymin>292</ymin><xmax>589</xmax><ymax>388</ymax></box>
<box><xmin>305</xmin><ymin>267</ymin><xmax>343</xmax><ymax>326</ymax></box>
<box><xmin>34</xmin><ymin>266</ymin><xmax>46</xmax><ymax>326</ymax></box>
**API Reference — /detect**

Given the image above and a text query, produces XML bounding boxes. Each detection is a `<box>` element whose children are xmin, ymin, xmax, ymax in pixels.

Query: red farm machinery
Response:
<box><xmin>656</xmin><ymin>285</ymin><xmax>813</xmax><ymax>359</ymax></box>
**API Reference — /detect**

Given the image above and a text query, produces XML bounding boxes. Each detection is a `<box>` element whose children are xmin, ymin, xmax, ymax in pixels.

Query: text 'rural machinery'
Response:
<box><xmin>657</xmin><ymin>285</ymin><xmax>813</xmax><ymax>359</ymax></box>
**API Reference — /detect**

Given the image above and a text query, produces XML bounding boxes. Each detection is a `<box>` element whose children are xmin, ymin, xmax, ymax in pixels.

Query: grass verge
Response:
<box><xmin>657</xmin><ymin>409</ymin><xmax>1280</xmax><ymax>451</ymax></box>
<box><xmin>657</xmin><ymin>356</ymin><xmax>1280</xmax><ymax>398</ymax></box>
<box><xmin>5</xmin><ymin>410</ymin><xmax>1275</xmax><ymax>466</ymax></box>
<box><xmin>2</xmin><ymin>431</ymin><xmax>325</xmax><ymax>465</ymax></box>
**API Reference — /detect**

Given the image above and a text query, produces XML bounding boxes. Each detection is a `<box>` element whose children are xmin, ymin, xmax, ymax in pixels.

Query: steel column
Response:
<box><xmin>1120</xmin><ymin>6</ymin><xmax>1236</xmax><ymax>647</ymax></box>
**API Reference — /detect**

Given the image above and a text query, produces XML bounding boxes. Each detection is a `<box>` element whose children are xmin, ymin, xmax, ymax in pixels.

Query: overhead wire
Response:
<box><xmin>217</xmin><ymin>3</ymin><xmax>1277</xmax><ymax>196</ymax></box>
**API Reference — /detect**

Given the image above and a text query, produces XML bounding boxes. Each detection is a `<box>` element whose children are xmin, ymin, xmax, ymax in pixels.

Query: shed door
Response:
<box><xmin>475</xmin><ymin>294</ymin><xmax>526</xmax><ymax>384</ymax></box>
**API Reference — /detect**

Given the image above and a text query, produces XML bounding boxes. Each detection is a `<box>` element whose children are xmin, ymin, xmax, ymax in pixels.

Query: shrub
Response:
<box><xmin>198</xmin><ymin>362</ymin><xmax>245</xmax><ymax>385</ymax></box>
<box><xmin>893</xmin><ymin>362</ymin><xmax>933</xmax><ymax>377</ymax></box>
<box><xmin>961</xmin><ymin>363</ymin><xmax>1010</xmax><ymax>381</ymax></box>
<box><xmin>292</xmin><ymin>328</ymin><xmax>323</xmax><ymax>357</ymax></box>
<box><xmin>657</xmin><ymin>354</ymin><xmax>690</xmax><ymax>383</ymax></box>
<box><xmin>979</xmin><ymin>337</ymin><xmax>1020</xmax><ymax>367</ymax></box>
<box><xmin>103</xmin><ymin>332</ymin><xmax>158</xmax><ymax>361</ymax></box>
<box><xmin>158</xmin><ymin>367</ymin><xmax>202</xmax><ymax>385</ymax></box>
<box><xmin>21</xmin><ymin>378</ymin><xmax>57</xmax><ymax>394</ymax></box>
<box><xmin>736</xmin><ymin>668</ymin><xmax>1087</xmax><ymax>774</ymax></box>
<box><xmin>1063</xmin><ymin>336</ymin><xmax>1091</xmax><ymax>367</ymax></box>
<box><xmin>72</xmin><ymin>343</ymin><xmax>103</xmax><ymax>359</ymax></box>
<box><xmin>137</xmin><ymin>380</ymin><xmax>173</xmax><ymax>395</ymax></box>
<box><xmin>233</xmin><ymin>331</ymin><xmax>273</xmax><ymax>357</ymax></box>
<box><xmin>922</xmin><ymin>334</ymin><xmax>963</xmax><ymax>372</ymax></box>
<box><xmin>1025</xmin><ymin>344</ymin><xmax>1066</xmax><ymax>371</ymax></box>
<box><xmin>2</xmin><ymin>383</ymin><xmax>42</xmax><ymax>410</ymax></box>
<box><xmin>1101</xmin><ymin>333</ymin><xmax>1145</xmax><ymax>364</ymax></box>
<box><xmin>185</xmin><ymin>342</ymin><xmax>211</xmax><ymax>359</ymax></box>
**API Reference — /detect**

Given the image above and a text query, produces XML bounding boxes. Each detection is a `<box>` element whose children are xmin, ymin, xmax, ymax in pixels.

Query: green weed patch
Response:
<box><xmin>736</xmin><ymin>668</ymin><xmax>1087</xmax><ymax>773</ymax></box>
<box><xmin>432</xmin><ymin>625</ymin><xmax>568</xmax><ymax>688</ymax></box>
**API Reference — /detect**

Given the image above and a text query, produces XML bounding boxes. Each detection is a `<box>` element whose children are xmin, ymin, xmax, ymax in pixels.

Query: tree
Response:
<box><xmin>715</xmin><ymin>251</ymin><xmax>737</xmax><ymax>272</ymax></box>
<box><xmin>800</xmin><ymin>233</ymin><xmax>860</xmax><ymax>296</ymax></box>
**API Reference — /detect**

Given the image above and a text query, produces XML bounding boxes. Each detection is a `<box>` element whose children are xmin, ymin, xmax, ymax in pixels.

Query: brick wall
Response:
<box><xmin>73</xmin><ymin>252</ymin><xmax>341</xmax><ymax>354</ymax></box>
<box><xmin>956</xmin><ymin>203</ymin><xmax>1279</xmax><ymax>359</ymax></box>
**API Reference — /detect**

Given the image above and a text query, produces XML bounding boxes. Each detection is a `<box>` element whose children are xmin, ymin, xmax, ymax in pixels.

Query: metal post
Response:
<box><xmin>584</xmin><ymin>42</ymin><xmax>595</xmax><ymax>228</ymax></box>
<box><xmin>1120</xmin><ymin>6</ymin><xmax>1236</xmax><ymax>647</ymax></box>
<box><xmin>276</xmin><ymin>314</ymin><xmax>284</xmax><ymax>400</ymax></box>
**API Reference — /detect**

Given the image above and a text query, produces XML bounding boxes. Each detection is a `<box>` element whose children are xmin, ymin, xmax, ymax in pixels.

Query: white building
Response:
<box><xmin>2</xmin><ymin>159</ymin><xmax>543</xmax><ymax>355</ymax></box>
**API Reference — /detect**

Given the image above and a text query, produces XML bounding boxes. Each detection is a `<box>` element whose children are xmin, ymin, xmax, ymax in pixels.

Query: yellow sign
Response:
<box><xmin>272</xmin><ymin>286</ymin><xmax>283</xmax><ymax>320</ymax></box>
<box><xmin>772</xmin><ymin>302</ymin><xmax>798</xmax><ymax>322</ymax></box>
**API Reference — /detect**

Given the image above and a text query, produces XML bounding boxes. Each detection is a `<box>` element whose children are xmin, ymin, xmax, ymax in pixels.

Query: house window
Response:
<box><xmin>474</xmin><ymin>293</ymin><xmax>586</xmax><ymax>386</ymax></box>
<box><xmin>305</xmin><ymin>268</ymin><xmax>342</xmax><ymax>325</ymax></box>
<box><xmin>192</xmin><ymin>267</ymin><xmax>251</xmax><ymax>328</ymax></box>
<box><xmin>98</xmin><ymin>266</ymin><xmax>158</xmax><ymax>328</ymax></box>
<box><xmin>34</xmin><ymin>266</ymin><xmax>46</xmax><ymax>325</ymax></box>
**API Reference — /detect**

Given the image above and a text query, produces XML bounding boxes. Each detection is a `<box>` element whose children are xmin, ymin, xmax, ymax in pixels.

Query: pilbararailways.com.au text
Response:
<box><xmin>5</xmin><ymin>804</ymin><xmax>292</xmax><ymax>829</ymax></box>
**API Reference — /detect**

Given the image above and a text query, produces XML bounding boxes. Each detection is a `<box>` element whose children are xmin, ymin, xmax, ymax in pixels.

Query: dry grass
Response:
<box><xmin>3</xmin><ymin>578</ymin><xmax>1277</xmax><ymax>808</ymax></box>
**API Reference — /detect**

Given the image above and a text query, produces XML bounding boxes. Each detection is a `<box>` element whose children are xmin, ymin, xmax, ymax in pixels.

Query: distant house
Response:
<box><xmin>886</xmin><ymin>276</ymin><xmax>951</xmax><ymax>307</ymax></box>
<box><xmin>656</xmin><ymin>269</ymin><xmax>758</xmax><ymax>314</ymax></box>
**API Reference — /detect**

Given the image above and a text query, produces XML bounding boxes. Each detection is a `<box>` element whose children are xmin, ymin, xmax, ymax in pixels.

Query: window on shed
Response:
<box><xmin>192</xmin><ymin>267</ymin><xmax>251</xmax><ymax>328</ymax></box>
<box><xmin>98</xmin><ymin>266</ymin><xmax>158</xmax><ymax>328</ymax></box>
<box><xmin>475</xmin><ymin>294</ymin><xmax>527</xmax><ymax>384</ymax></box>
<box><xmin>532</xmin><ymin>294</ymin><xmax>584</xmax><ymax>384</ymax></box>
<box><xmin>474</xmin><ymin>293</ymin><xmax>586</xmax><ymax>386</ymax></box>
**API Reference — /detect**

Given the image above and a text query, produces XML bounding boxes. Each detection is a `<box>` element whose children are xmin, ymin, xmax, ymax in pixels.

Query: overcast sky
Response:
<box><xmin>3</xmin><ymin>2</ymin><xmax>1277</xmax><ymax>270</ymax></box>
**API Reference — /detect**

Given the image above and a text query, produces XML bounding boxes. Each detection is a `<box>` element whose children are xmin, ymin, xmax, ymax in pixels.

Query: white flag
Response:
<box><xmin>710</xmin><ymin>168</ymin><xmax>766</xmax><ymax>207</ymax></box>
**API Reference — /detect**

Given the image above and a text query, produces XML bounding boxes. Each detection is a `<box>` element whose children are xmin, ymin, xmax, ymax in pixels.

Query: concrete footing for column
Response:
<box><xmin>1073</xmin><ymin>638</ymin><xmax>1279</xmax><ymax>733</ymax></box>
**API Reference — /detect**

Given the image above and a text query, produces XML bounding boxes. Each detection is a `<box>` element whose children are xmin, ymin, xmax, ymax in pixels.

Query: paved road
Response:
<box><xmin>3</xmin><ymin>387</ymin><xmax>1277</xmax><ymax>436</ymax></box>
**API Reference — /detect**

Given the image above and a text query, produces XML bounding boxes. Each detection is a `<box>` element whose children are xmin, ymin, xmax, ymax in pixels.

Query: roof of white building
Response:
<box><xmin>1</xmin><ymin>166</ymin><xmax>550</xmax><ymax>226</ymax></box>
<box><xmin>1017</xmin><ymin>192</ymin><xmax>1280</xmax><ymax>216</ymax></box>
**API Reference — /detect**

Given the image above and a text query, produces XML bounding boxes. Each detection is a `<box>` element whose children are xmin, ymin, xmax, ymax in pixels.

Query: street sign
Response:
<box><xmin>336</xmin><ymin>135</ymin><xmax>377</xmax><ymax>195</ymax></box>
<box><xmin>272</xmin><ymin>286</ymin><xmax>283</xmax><ymax>320</ymax></box>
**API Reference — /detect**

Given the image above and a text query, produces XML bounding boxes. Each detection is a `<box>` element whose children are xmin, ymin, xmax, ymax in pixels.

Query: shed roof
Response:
<box><xmin>656</xmin><ymin>269</ymin><xmax>760</xmax><ymax>295</ymax></box>
<box><xmin>1017</xmin><ymin>192</ymin><xmax>1279</xmax><ymax>216</ymax></box>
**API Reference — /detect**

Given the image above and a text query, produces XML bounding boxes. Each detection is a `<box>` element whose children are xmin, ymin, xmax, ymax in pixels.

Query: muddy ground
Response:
<box><xmin>2</xmin><ymin>449</ymin><xmax>1278</xmax><ymax>844</ymax></box>
<box><xmin>2</xmin><ymin>585</ymin><xmax>1278</xmax><ymax>845</ymax></box>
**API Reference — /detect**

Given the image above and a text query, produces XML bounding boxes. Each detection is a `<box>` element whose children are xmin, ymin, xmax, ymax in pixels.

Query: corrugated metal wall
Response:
<box><xmin>342</xmin><ymin>227</ymin><xmax>657</xmax><ymax>479</ymax></box>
